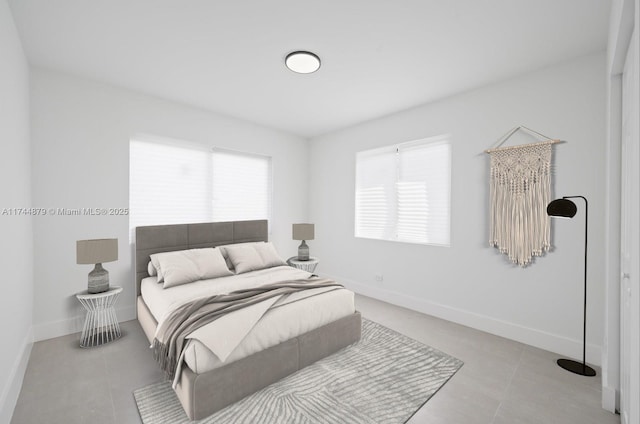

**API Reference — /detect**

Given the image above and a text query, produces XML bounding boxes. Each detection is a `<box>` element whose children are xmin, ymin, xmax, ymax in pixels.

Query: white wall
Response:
<box><xmin>0</xmin><ymin>1</ymin><xmax>34</xmax><ymax>421</ymax></box>
<box><xmin>309</xmin><ymin>53</ymin><xmax>607</xmax><ymax>365</ymax></box>
<box><xmin>30</xmin><ymin>68</ymin><xmax>309</xmax><ymax>340</ymax></box>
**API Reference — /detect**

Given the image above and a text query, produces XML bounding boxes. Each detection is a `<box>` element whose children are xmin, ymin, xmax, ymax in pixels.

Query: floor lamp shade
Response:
<box><xmin>292</xmin><ymin>224</ymin><xmax>314</xmax><ymax>261</ymax></box>
<box><xmin>546</xmin><ymin>196</ymin><xmax>596</xmax><ymax>377</ymax></box>
<box><xmin>547</xmin><ymin>198</ymin><xmax>577</xmax><ymax>218</ymax></box>
<box><xmin>77</xmin><ymin>239</ymin><xmax>118</xmax><ymax>294</ymax></box>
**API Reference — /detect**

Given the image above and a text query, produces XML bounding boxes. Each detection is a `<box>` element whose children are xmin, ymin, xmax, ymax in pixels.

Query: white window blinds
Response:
<box><xmin>129</xmin><ymin>139</ymin><xmax>272</xmax><ymax>240</ymax></box>
<box><xmin>355</xmin><ymin>137</ymin><xmax>451</xmax><ymax>246</ymax></box>
<box><xmin>211</xmin><ymin>149</ymin><xmax>271</xmax><ymax>222</ymax></box>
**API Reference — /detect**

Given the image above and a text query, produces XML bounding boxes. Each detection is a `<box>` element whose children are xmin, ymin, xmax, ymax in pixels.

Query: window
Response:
<box><xmin>129</xmin><ymin>138</ymin><xmax>272</xmax><ymax>240</ymax></box>
<box><xmin>355</xmin><ymin>136</ymin><xmax>450</xmax><ymax>246</ymax></box>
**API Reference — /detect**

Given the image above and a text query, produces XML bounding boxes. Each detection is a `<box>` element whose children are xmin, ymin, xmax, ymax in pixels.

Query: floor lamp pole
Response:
<box><xmin>556</xmin><ymin>195</ymin><xmax>596</xmax><ymax>377</ymax></box>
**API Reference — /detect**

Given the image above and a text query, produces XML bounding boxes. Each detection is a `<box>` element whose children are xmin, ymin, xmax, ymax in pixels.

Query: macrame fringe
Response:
<box><xmin>489</xmin><ymin>143</ymin><xmax>552</xmax><ymax>266</ymax></box>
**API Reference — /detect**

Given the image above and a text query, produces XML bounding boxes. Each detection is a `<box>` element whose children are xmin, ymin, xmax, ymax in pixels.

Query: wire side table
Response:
<box><xmin>76</xmin><ymin>286</ymin><xmax>123</xmax><ymax>348</ymax></box>
<box><xmin>287</xmin><ymin>257</ymin><xmax>319</xmax><ymax>273</ymax></box>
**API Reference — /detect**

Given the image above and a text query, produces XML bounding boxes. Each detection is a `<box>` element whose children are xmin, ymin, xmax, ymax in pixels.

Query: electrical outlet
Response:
<box><xmin>375</xmin><ymin>274</ymin><xmax>383</xmax><ymax>282</ymax></box>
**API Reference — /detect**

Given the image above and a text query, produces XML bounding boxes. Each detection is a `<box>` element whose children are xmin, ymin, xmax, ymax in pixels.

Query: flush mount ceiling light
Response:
<box><xmin>285</xmin><ymin>51</ymin><xmax>321</xmax><ymax>74</ymax></box>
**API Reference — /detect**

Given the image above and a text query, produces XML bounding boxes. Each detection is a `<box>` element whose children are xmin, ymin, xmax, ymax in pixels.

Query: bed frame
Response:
<box><xmin>135</xmin><ymin>220</ymin><xmax>362</xmax><ymax>420</ymax></box>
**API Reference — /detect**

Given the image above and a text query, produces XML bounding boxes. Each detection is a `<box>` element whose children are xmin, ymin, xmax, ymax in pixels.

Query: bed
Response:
<box><xmin>135</xmin><ymin>220</ymin><xmax>362</xmax><ymax>420</ymax></box>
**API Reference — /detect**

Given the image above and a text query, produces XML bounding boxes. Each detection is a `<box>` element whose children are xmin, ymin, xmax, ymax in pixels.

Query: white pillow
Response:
<box><xmin>149</xmin><ymin>255</ymin><xmax>165</xmax><ymax>283</ymax></box>
<box><xmin>254</xmin><ymin>242</ymin><xmax>287</xmax><ymax>268</ymax></box>
<box><xmin>225</xmin><ymin>242</ymin><xmax>286</xmax><ymax>274</ymax></box>
<box><xmin>147</xmin><ymin>261</ymin><xmax>157</xmax><ymax>277</ymax></box>
<box><xmin>224</xmin><ymin>244</ymin><xmax>264</xmax><ymax>274</ymax></box>
<box><xmin>150</xmin><ymin>248</ymin><xmax>233</xmax><ymax>289</ymax></box>
<box><xmin>217</xmin><ymin>242</ymin><xmax>263</xmax><ymax>271</ymax></box>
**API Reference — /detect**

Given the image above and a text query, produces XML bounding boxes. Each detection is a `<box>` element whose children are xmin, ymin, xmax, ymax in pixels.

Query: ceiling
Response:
<box><xmin>9</xmin><ymin>0</ymin><xmax>611</xmax><ymax>138</ymax></box>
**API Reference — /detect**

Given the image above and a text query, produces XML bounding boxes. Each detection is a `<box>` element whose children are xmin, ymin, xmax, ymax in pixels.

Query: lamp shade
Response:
<box><xmin>292</xmin><ymin>223</ymin><xmax>314</xmax><ymax>241</ymax></box>
<box><xmin>77</xmin><ymin>239</ymin><xmax>118</xmax><ymax>264</ymax></box>
<box><xmin>547</xmin><ymin>198</ymin><xmax>577</xmax><ymax>218</ymax></box>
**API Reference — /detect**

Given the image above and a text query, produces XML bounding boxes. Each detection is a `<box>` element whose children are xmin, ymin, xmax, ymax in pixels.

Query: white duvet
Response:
<box><xmin>141</xmin><ymin>266</ymin><xmax>355</xmax><ymax>375</ymax></box>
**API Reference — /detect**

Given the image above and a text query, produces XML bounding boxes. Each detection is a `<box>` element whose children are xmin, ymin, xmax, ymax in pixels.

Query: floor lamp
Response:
<box><xmin>547</xmin><ymin>196</ymin><xmax>596</xmax><ymax>377</ymax></box>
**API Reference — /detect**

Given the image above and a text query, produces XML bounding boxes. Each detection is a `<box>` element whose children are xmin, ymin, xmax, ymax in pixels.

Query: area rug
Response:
<box><xmin>134</xmin><ymin>318</ymin><xmax>463</xmax><ymax>423</ymax></box>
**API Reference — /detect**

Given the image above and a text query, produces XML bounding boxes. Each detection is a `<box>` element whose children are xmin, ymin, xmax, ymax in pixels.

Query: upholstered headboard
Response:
<box><xmin>134</xmin><ymin>220</ymin><xmax>268</xmax><ymax>296</ymax></box>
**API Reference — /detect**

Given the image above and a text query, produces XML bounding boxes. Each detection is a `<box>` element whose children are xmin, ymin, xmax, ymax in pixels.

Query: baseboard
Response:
<box><xmin>329</xmin><ymin>274</ymin><xmax>602</xmax><ymax>366</ymax></box>
<box><xmin>33</xmin><ymin>304</ymin><xmax>136</xmax><ymax>342</ymax></box>
<box><xmin>621</xmin><ymin>411</ymin><xmax>628</xmax><ymax>424</ymax></box>
<box><xmin>0</xmin><ymin>328</ymin><xmax>33</xmax><ymax>424</ymax></box>
<box><xmin>601</xmin><ymin>385</ymin><xmax>618</xmax><ymax>413</ymax></box>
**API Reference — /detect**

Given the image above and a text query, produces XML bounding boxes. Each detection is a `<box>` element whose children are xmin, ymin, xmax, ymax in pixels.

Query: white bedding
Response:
<box><xmin>141</xmin><ymin>266</ymin><xmax>355</xmax><ymax>374</ymax></box>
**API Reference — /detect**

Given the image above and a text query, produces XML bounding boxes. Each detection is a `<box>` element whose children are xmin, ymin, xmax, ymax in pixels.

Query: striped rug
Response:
<box><xmin>134</xmin><ymin>319</ymin><xmax>463</xmax><ymax>423</ymax></box>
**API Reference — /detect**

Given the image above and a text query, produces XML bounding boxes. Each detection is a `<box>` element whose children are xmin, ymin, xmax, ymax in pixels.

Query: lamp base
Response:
<box><xmin>297</xmin><ymin>240</ymin><xmax>309</xmax><ymax>261</ymax></box>
<box><xmin>557</xmin><ymin>358</ymin><xmax>596</xmax><ymax>377</ymax></box>
<box><xmin>88</xmin><ymin>263</ymin><xmax>110</xmax><ymax>294</ymax></box>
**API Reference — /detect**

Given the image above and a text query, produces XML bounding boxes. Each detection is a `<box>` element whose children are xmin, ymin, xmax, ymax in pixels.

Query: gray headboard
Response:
<box><xmin>134</xmin><ymin>220</ymin><xmax>268</xmax><ymax>296</ymax></box>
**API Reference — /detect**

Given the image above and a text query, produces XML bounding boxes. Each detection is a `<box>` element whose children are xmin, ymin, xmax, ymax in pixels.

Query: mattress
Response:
<box><xmin>141</xmin><ymin>266</ymin><xmax>355</xmax><ymax>374</ymax></box>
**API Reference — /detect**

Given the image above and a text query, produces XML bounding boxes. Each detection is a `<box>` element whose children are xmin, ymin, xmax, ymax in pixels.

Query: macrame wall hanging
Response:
<box><xmin>485</xmin><ymin>126</ymin><xmax>561</xmax><ymax>266</ymax></box>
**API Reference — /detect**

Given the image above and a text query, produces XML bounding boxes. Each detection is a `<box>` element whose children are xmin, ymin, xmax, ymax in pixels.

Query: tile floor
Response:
<box><xmin>11</xmin><ymin>294</ymin><xmax>620</xmax><ymax>424</ymax></box>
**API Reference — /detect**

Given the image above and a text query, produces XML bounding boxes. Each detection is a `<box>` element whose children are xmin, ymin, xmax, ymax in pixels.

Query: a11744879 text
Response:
<box><xmin>1</xmin><ymin>207</ymin><xmax>129</xmax><ymax>216</ymax></box>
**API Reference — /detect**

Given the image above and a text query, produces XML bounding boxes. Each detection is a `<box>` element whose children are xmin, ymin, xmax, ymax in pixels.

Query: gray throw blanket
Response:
<box><xmin>152</xmin><ymin>277</ymin><xmax>344</xmax><ymax>379</ymax></box>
